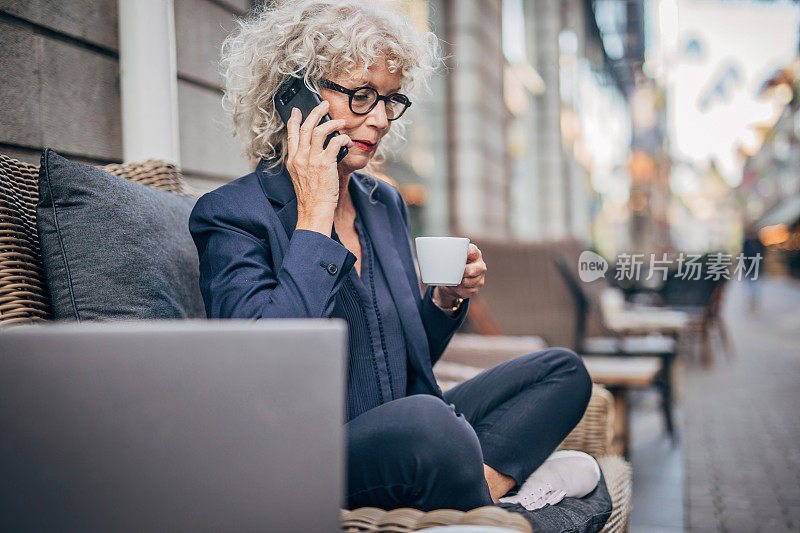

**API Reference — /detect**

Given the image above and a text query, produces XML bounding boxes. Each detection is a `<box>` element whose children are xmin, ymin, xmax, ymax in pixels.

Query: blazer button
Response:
<box><xmin>326</xmin><ymin>263</ymin><xmax>338</xmax><ymax>275</ymax></box>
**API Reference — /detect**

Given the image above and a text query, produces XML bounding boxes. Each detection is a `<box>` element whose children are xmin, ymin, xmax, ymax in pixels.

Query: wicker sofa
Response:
<box><xmin>0</xmin><ymin>153</ymin><xmax>632</xmax><ymax>532</ymax></box>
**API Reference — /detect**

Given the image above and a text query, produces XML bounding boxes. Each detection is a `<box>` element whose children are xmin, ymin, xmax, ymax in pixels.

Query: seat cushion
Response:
<box><xmin>582</xmin><ymin>335</ymin><xmax>675</xmax><ymax>355</ymax></box>
<box><xmin>496</xmin><ymin>470</ymin><xmax>612</xmax><ymax>533</ymax></box>
<box><xmin>36</xmin><ymin>149</ymin><xmax>205</xmax><ymax>320</ymax></box>
<box><xmin>441</xmin><ymin>333</ymin><xmax>549</xmax><ymax>368</ymax></box>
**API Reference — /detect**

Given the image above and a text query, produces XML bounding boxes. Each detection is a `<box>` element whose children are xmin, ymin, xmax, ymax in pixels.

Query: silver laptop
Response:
<box><xmin>0</xmin><ymin>320</ymin><xmax>347</xmax><ymax>532</ymax></box>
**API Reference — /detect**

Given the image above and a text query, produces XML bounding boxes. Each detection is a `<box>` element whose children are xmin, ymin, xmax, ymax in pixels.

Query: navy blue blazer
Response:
<box><xmin>188</xmin><ymin>159</ymin><xmax>468</xmax><ymax>399</ymax></box>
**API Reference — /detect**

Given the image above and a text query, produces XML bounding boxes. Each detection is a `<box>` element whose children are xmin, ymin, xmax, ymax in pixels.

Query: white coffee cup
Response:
<box><xmin>415</xmin><ymin>237</ymin><xmax>470</xmax><ymax>286</ymax></box>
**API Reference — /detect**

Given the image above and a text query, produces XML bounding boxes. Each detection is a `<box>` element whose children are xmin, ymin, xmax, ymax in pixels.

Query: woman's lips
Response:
<box><xmin>353</xmin><ymin>140</ymin><xmax>375</xmax><ymax>152</ymax></box>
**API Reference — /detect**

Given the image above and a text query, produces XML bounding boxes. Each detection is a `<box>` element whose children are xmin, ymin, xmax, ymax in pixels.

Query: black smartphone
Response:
<box><xmin>273</xmin><ymin>74</ymin><xmax>349</xmax><ymax>163</ymax></box>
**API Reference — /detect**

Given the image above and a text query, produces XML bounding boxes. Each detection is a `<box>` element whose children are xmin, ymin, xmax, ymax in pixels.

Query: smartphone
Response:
<box><xmin>273</xmin><ymin>74</ymin><xmax>349</xmax><ymax>163</ymax></box>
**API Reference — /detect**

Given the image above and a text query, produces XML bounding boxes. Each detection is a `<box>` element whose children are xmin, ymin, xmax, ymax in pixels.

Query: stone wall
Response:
<box><xmin>0</xmin><ymin>0</ymin><xmax>252</xmax><ymax>194</ymax></box>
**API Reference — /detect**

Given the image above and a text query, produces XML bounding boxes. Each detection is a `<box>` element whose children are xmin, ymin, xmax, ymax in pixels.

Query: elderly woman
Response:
<box><xmin>189</xmin><ymin>0</ymin><xmax>606</xmax><ymax>526</ymax></box>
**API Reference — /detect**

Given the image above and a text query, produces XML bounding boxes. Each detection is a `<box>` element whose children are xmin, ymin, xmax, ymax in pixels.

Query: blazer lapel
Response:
<box><xmin>256</xmin><ymin>159</ymin><xmax>298</xmax><ymax>240</ymax></box>
<box><xmin>349</xmin><ymin>177</ymin><xmax>441</xmax><ymax>396</ymax></box>
<box><xmin>256</xmin><ymin>160</ymin><xmax>441</xmax><ymax>396</ymax></box>
<box><xmin>276</xmin><ymin>198</ymin><xmax>298</xmax><ymax>241</ymax></box>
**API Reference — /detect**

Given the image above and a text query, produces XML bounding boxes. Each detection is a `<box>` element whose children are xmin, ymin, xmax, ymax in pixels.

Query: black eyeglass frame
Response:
<box><xmin>318</xmin><ymin>79</ymin><xmax>412</xmax><ymax>120</ymax></box>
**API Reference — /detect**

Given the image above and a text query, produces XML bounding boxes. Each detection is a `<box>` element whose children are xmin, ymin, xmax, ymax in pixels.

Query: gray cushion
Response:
<box><xmin>36</xmin><ymin>148</ymin><xmax>205</xmax><ymax>320</ymax></box>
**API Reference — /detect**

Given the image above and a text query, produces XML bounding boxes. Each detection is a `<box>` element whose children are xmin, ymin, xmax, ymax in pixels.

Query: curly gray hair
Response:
<box><xmin>220</xmin><ymin>0</ymin><xmax>441</xmax><ymax>168</ymax></box>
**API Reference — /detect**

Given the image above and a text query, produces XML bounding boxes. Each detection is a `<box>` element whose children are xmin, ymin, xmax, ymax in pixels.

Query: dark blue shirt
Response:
<box><xmin>332</xmin><ymin>211</ymin><xmax>408</xmax><ymax>422</ymax></box>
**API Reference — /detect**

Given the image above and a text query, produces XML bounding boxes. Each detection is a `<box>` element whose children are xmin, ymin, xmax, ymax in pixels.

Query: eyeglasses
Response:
<box><xmin>318</xmin><ymin>79</ymin><xmax>412</xmax><ymax>121</ymax></box>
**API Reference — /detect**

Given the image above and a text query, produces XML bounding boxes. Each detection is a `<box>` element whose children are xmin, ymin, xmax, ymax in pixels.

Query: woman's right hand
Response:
<box><xmin>285</xmin><ymin>100</ymin><xmax>350</xmax><ymax>236</ymax></box>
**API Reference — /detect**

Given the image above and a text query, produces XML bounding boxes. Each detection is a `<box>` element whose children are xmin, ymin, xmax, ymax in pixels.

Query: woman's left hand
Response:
<box><xmin>433</xmin><ymin>243</ymin><xmax>487</xmax><ymax>307</ymax></box>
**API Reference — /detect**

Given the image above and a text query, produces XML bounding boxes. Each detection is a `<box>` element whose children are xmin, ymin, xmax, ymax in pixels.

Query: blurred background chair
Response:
<box><xmin>662</xmin><ymin>274</ymin><xmax>732</xmax><ymax>368</ymax></box>
<box><xmin>553</xmin><ymin>252</ymin><xmax>683</xmax><ymax>442</ymax></box>
<box><xmin>447</xmin><ymin>238</ymin><xmax>686</xmax><ymax>448</ymax></box>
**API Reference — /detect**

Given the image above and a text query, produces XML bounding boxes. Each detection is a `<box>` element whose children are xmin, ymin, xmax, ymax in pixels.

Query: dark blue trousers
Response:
<box><xmin>345</xmin><ymin>348</ymin><xmax>593</xmax><ymax>511</ymax></box>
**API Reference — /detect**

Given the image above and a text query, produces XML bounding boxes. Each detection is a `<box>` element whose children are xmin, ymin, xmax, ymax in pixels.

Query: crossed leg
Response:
<box><xmin>345</xmin><ymin>348</ymin><xmax>592</xmax><ymax>510</ymax></box>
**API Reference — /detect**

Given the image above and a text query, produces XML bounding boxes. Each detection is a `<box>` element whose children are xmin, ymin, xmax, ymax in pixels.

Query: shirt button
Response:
<box><xmin>326</xmin><ymin>263</ymin><xmax>338</xmax><ymax>275</ymax></box>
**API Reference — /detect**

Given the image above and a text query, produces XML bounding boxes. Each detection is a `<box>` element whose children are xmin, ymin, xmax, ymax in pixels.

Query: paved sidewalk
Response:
<box><xmin>684</xmin><ymin>277</ymin><xmax>800</xmax><ymax>532</ymax></box>
<box><xmin>629</xmin><ymin>387</ymin><xmax>684</xmax><ymax>533</ymax></box>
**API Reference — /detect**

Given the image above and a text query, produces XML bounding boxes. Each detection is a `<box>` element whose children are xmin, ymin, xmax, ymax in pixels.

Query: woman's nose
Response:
<box><xmin>365</xmin><ymin>99</ymin><xmax>390</xmax><ymax>129</ymax></box>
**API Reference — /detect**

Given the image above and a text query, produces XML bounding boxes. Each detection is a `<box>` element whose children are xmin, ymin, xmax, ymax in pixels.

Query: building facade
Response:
<box><xmin>2</xmin><ymin>0</ymin><xmax>626</xmax><ymax>246</ymax></box>
<box><xmin>1</xmin><ymin>0</ymin><xmax>252</xmax><ymax>196</ymax></box>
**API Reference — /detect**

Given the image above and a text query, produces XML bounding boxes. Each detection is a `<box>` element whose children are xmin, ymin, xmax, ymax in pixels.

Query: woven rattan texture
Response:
<box><xmin>341</xmin><ymin>504</ymin><xmax>533</xmax><ymax>532</ymax></box>
<box><xmin>0</xmin><ymin>154</ymin><xmax>185</xmax><ymax>325</ymax></box>
<box><xmin>556</xmin><ymin>385</ymin><xmax>615</xmax><ymax>458</ymax></box>
<box><xmin>102</xmin><ymin>160</ymin><xmax>185</xmax><ymax>194</ymax></box>
<box><xmin>598</xmin><ymin>455</ymin><xmax>632</xmax><ymax>533</ymax></box>
<box><xmin>0</xmin><ymin>156</ymin><xmax>50</xmax><ymax>324</ymax></box>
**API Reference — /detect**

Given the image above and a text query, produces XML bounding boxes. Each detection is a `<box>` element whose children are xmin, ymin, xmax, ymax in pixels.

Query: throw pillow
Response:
<box><xmin>36</xmin><ymin>148</ymin><xmax>206</xmax><ymax>320</ymax></box>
